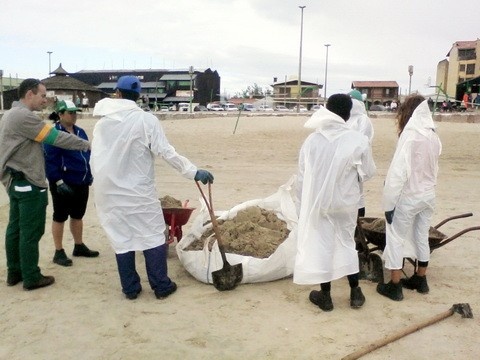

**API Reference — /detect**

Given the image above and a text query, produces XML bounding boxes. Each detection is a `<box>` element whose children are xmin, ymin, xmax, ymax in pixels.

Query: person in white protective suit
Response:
<box><xmin>347</xmin><ymin>89</ymin><xmax>374</xmax><ymax>217</ymax></box>
<box><xmin>377</xmin><ymin>95</ymin><xmax>441</xmax><ymax>301</ymax></box>
<box><xmin>294</xmin><ymin>94</ymin><xmax>376</xmax><ymax>312</ymax></box>
<box><xmin>91</xmin><ymin>76</ymin><xmax>214</xmax><ymax>300</ymax></box>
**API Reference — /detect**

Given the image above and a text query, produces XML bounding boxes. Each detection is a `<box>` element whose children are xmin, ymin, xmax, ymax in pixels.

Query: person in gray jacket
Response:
<box><xmin>0</xmin><ymin>79</ymin><xmax>90</xmax><ymax>291</ymax></box>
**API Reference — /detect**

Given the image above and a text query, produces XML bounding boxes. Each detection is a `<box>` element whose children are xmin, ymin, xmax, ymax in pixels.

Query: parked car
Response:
<box><xmin>207</xmin><ymin>103</ymin><xmax>224</xmax><ymax>111</ymax></box>
<box><xmin>242</xmin><ymin>104</ymin><xmax>255</xmax><ymax>111</ymax></box>
<box><xmin>159</xmin><ymin>106</ymin><xmax>170</xmax><ymax>112</ymax></box>
<box><xmin>369</xmin><ymin>104</ymin><xmax>386</xmax><ymax>111</ymax></box>
<box><xmin>178</xmin><ymin>102</ymin><xmax>189</xmax><ymax>112</ymax></box>
<box><xmin>222</xmin><ymin>103</ymin><xmax>238</xmax><ymax>111</ymax></box>
<box><xmin>275</xmin><ymin>105</ymin><xmax>290</xmax><ymax>112</ymax></box>
<box><xmin>258</xmin><ymin>105</ymin><xmax>274</xmax><ymax>112</ymax></box>
<box><xmin>194</xmin><ymin>105</ymin><xmax>208</xmax><ymax>112</ymax></box>
<box><xmin>310</xmin><ymin>105</ymin><xmax>322</xmax><ymax>111</ymax></box>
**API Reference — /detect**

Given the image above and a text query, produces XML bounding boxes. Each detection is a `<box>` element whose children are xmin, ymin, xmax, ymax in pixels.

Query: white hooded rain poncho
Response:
<box><xmin>346</xmin><ymin>99</ymin><xmax>374</xmax><ymax>210</ymax></box>
<box><xmin>294</xmin><ymin>106</ymin><xmax>376</xmax><ymax>284</ymax></box>
<box><xmin>91</xmin><ymin>98</ymin><xmax>197</xmax><ymax>254</ymax></box>
<box><xmin>382</xmin><ymin>100</ymin><xmax>442</xmax><ymax>269</ymax></box>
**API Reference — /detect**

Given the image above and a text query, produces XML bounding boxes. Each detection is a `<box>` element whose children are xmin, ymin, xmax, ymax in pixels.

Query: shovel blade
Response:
<box><xmin>212</xmin><ymin>262</ymin><xmax>243</xmax><ymax>291</ymax></box>
<box><xmin>358</xmin><ymin>252</ymin><xmax>384</xmax><ymax>283</ymax></box>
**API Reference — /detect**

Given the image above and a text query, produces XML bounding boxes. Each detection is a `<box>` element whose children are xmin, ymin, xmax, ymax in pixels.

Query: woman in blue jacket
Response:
<box><xmin>45</xmin><ymin>100</ymin><xmax>99</xmax><ymax>266</ymax></box>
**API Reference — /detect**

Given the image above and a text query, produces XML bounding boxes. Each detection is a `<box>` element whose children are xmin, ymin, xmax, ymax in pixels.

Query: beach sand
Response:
<box><xmin>0</xmin><ymin>112</ymin><xmax>479</xmax><ymax>359</ymax></box>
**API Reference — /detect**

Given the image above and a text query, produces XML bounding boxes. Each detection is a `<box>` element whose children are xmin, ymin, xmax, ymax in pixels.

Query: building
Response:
<box><xmin>271</xmin><ymin>78</ymin><xmax>322</xmax><ymax>109</ymax></box>
<box><xmin>0</xmin><ymin>64</ymin><xmax>106</xmax><ymax>110</ymax></box>
<box><xmin>351</xmin><ymin>81</ymin><xmax>399</xmax><ymax>107</ymax></box>
<box><xmin>436</xmin><ymin>39</ymin><xmax>480</xmax><ymax>99</ymax></box>
<box><xmin>70</xmin><ymin>68</ymin><xmax>221</xmax><ymax>108</ymax></box>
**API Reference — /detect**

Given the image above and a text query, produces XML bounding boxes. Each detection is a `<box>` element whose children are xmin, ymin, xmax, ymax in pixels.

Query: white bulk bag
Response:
<box><xmin>176</xmin><ymin>176</ymin><xmax>298</xmax><ymax>284</ymax></box>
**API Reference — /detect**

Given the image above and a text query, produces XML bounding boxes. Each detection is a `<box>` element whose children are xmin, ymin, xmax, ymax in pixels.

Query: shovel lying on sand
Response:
<box><xmin>342</xmin><ymin>303</ymin><xmax>474</xmax><ymax>360</ymax></box>
<box><xmin>356</xmin><ymin>217</ymin><xmax>384</xmax><ymax>283</ymax></box>
<box><xmin>195</xmin><ymin>181</ymin><xmax>243</xmax><ymax>291</ymax></box>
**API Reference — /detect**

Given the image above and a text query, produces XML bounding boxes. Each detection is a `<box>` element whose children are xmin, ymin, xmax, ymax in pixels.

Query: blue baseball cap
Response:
<box><xmin>115</xmin><ymin>75</ymin><xmax>141</xmax><ymax>94</ymax></box>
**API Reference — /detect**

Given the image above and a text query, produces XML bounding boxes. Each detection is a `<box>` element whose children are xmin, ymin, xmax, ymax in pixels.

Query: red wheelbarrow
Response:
<box><xmin>162</xmin><ymin>201</ymin><xmax>195</xmax><ymax>244</ymax></box>
<box><xmin>357</xmin><ymin>212</ymin><xmax>480</xmax><ymax>271</ymax></box>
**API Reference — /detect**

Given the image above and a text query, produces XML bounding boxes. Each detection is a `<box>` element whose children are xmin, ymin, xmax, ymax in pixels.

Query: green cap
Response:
<box><xmin>56</xmin><ymin>100</ymin><xmax>79</xmax><ymax>112</ymax></box>
<box><xmin>348</xmin><ymin>89</ymin><xmax>363</xmax><ymax>102</ymax></box>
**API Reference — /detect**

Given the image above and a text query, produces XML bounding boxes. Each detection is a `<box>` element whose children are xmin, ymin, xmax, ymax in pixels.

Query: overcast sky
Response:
<box><xmin>0</xmin><ymin>0</ymin><xmax>476</xmax><ymax>98</ymax></box>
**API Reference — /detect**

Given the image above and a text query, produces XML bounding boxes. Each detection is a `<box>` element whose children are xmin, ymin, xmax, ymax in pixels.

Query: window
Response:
<box><xmin>385</xmin><ymin>88</ymin><xmax>390</xmax><ymax>96</ymax></box>
<box><xmin>466</xmin><ymin>64</ymin><xmax>475</xmax><ymax>75</ymax></box>
<box><xmin>458</xmin><ymin>48</ymin><xmax>476</xmax><ymax>61</ymax></box>
<box><xmin>459</xmin><ymin>64</ymin><xmax>466</xmax><ymax>72</ymax></box>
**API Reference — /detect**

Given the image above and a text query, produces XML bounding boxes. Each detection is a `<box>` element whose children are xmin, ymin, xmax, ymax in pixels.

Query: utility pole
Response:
<box><xmin>297</xmin><ymin>5</ymin><xmax>306</xmax><ymax>113</ymax></box>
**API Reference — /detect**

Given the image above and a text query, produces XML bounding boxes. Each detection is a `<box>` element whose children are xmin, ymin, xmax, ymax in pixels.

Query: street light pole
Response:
<box><xmin>47</xmin><ymin>51</ymin><xmax>53</xmax><ymax>77</ymax></box>
<box><xmin>408</xmin><ymin>65</ymin><xmax>413</xmax><ymax>95</ymax></box>
<box><xmin>189</xmin><ymin>66</ymin><xmax>194</xmax><ymax>113</ymax></box>
<box><xmin>297</xmin><ymin>5</ymin><xmax>306</xmax><ymax>113</ymax></box>
<box><xmin>0</xmin><ymin>69</ymin><xmax>4</xmax><ymax>111</ymax></box>
<box><xmin>323</xmin><ymin>44</ymin><xmax>331</xmax><ymax>106</ymax></box>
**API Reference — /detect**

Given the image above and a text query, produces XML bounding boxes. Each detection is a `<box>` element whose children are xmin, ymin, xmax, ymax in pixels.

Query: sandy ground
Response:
<box><xmin>1</xmin><ymin>112</ymin><xmax>479</xmax><ymax>359</ymax></box>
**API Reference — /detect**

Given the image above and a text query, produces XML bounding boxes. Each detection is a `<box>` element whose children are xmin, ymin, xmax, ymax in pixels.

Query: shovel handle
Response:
<box><xmin>195</xmin><ymin>181</ymin><xmax>228</xmax><ymax>264</ymax></box>
<box><xmin>342</xmin><ymin>308</ymin><xmax>455</xmax><ymax>360</ymax></box>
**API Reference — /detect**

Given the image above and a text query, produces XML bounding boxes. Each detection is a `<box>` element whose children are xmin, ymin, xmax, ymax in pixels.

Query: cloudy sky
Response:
<box><xmin>0</xmin><ymin>0</ymin><xmax>476</xmax><ymax>98</ymax></box>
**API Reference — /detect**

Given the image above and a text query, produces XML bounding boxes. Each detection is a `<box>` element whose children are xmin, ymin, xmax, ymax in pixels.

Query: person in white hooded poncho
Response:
<box><xmin>91</xmin><ymin>76</ymin><xmax>213</xmax><ymax>300</ymax></box>
<box><xmin>377</xmin><ymin>95</ymin><xmax>441</xmax><ymax>302</ymax></box>
<box><xmin>347</xmin><ymin>90</ymin><xmax>374</xmax><ymax>217</ymax></box>
<box><xmin>294</xmin><ymin>94</ymin><xmax>376</xmax><ymax>312</ymax></box>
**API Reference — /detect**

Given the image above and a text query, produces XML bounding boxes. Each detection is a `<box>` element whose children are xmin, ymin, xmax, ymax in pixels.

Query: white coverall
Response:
<box><xmin>346</xmin><ymin>99</ymin><xmax>374</xmax><ymax>210</ymax></box>
<box><xmin>91</xmin><ymin>98</ymin><xmax>197</xmax><ymax>254</ymax></box>
<box><xmin>382</xmin><ymin>100</ymin><xmax>442</xmax><ymax>269</ymax></box>
<box><xmin>293</xmin><ymin>107</ymin><xmax>376</xmax><ymax>284</ymax></box>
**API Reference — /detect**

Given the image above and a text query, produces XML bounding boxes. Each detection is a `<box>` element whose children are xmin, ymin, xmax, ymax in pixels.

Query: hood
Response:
<box><xmin>93</xmin><ymin>98</ymin><xmax>142</xmax><ymax>119</ymax></box>
<box><xmin>304</xmin><ymin>106</ymin><xmax>349</xmax><ymax>141</ymax></box>
<box><xmin>403</xmin><ymin>100</ymin><xmax>435</xmax><ymax>136</ymax></box>
<box><xmin>350</xmin><ymin>99</ymin><xmax>367</xmax><ymax>117</ymax></box>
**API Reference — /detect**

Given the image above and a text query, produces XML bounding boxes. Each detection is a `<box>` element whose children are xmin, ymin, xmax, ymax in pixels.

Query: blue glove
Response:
<box><xmin>56</xmin><ymin>181</ymin><xmax>74</xmax><ymax>196</ymax></box>
<box><xmin>194</xmin><ymin>170</ymin><xmax>214</xmax><ymax>184</ymax></box>
<box><xmin>385</xmin><ymin>209</ymin><xmax>395</xmax><ymax>224</ymax></box>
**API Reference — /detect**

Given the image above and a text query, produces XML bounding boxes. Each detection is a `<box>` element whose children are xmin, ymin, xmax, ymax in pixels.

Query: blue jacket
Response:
<box><xmin>44</xmin><ymin>122</ymin><xmax>93</xmax><ymax>186</ymax></box>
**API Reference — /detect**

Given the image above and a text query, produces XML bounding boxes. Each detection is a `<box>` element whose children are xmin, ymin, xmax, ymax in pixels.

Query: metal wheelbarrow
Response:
<box><xmin>358</xmin><ymin>212</ymin><xmax>480</xmax><ymax>271</ymax></box>
<box><xmin>162</xmin><ymin>201</ymin><xmax>195</xmax><ymax>244</ymax></box>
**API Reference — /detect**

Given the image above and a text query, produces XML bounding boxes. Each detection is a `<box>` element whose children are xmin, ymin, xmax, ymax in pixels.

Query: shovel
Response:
<box><xmin>195</xmin><ymin>181</ymin><xmax>243</xmax><ymax>291</ymax></box>
<box><xmin>356</xmin><ymin>217</ymin><xmax>384</xmax><ymax>283</ymax></box>
<box><xmin>342</xmin><ymin>303</ymin><xmax>474</xmax><ymax>360</ymax></box>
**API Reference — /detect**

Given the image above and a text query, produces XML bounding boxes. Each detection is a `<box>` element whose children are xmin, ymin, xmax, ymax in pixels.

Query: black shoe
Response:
<box><xmin>24</xmin><ymin>275</ymin><xmax>55</xmax><ymax>291</ymax></box>
<box><xmin>125</xmin><ymin>288</ymin><xmax>142</xmax><ymax>300</ymax></box>
<box><xmin>309</xmin><ymin>290</ymin><xmax>334</xmax><ymax>311</ymax></box>
<box><xmin>53</xmin><ymin>249</ymin><xmax>73</xmax><ymax>267</ymax></box>
<box><xmin>73</xmin><ymin>243</ymin><xmax>99</xmax><ymax>258</ymax></box>
<box><xmin>376</xmin><ymin>281</ymin><xmax>403</xmax><ymax>301</ymax></box>
<box><xmin>155</xmin><ymin>282</ymin><xmax>177</xmax><ymax>299</ymax></box>
<box><xmin>401</xmin><ymin>274</ymin><xmax>429</xmax><ymax>294</ymax></box>
<box><xmin>350</xmin><ymin>287</ymin><xmax>366</xmax><ymax>309</ymax></box>
<box><xmin>7</xmin><ymin>272</ymin><xmax>22</xmax><ymax>286</ymax></box>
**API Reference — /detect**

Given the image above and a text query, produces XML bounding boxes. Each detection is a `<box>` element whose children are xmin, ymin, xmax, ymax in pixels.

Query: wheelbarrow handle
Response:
<box><xmin>433</xmin><ymin>213</ymin><xmax>473</xmax><ymax>229</ymax></box>
<box><xmin>430</xmin><ymin>226</ymin><xmax>480</xmax><ymax>251</ymax></box>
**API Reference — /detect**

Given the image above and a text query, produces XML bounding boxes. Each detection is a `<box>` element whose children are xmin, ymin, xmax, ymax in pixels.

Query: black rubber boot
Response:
<box><xmin>53</xmin><ymin>249</ymin><xmax>73</xmax><ymax>267</ymax></box>
<box><xmin>309</xmin><ymin>290</ymin><xmax>334</xmax><ymax>311</ymax></box>
<box><xmin>401</xmin><ymin>274</ymin><xmax>429</xmax><ymax>294</ymax></box>
<box><xmin>376</xmin><ymin>281</ymin><xmax>403</xmax><ymax>301</ymax></box>
<box><xmin>350</xmin><ymin>287</ymin><xmax>366</xmax><ymax>309</ymax></box>
<box><xmin>73</xmin><ymin>243</ymin><xmax>99</xmax><ymax>258</ymax></box>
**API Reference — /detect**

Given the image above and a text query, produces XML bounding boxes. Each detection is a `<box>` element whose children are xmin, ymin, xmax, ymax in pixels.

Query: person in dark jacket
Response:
<box><xmin>45</xmin><ymin>100</ymin><xmax>99</xmax><ymax>266</ymax></box>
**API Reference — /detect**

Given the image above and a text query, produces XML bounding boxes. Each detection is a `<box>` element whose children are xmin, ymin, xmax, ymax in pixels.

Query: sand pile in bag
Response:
<box><xmin>185</xmin><ymin>206</ymin><xmax>290</xmax><ymax>258</ymax></box>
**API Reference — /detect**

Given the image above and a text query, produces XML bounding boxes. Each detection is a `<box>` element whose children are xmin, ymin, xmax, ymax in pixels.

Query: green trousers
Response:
<box><xmin>5</xmin><ymin>179</ymin><xmax>48</xmax><ymax>287</ymax></box>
